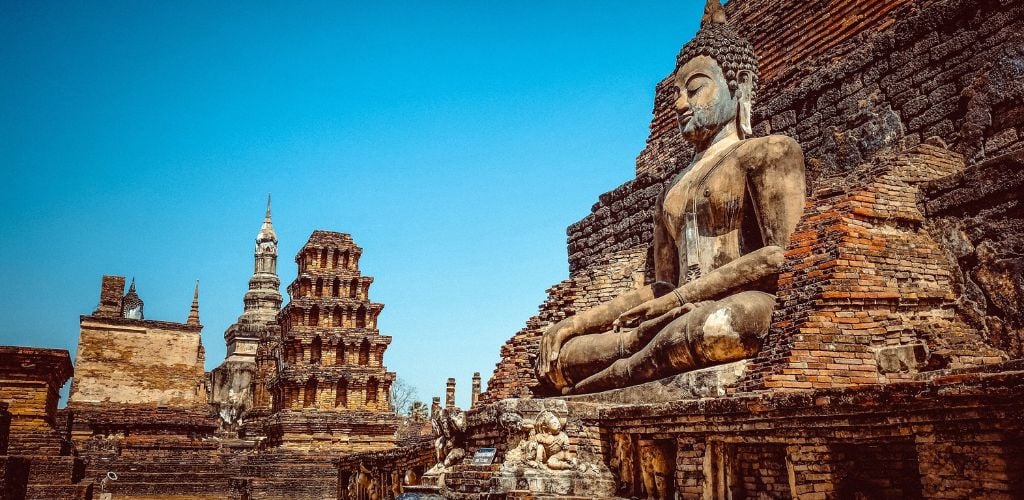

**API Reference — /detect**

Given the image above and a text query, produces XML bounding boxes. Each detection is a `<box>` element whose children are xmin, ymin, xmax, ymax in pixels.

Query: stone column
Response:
<box><xmin>430</xmin><ymin>397</ymin><xmax>441</xmax><ymax>419</ymax></box>
<box><xmin>445</xmin><ymin>378</ymin><xmax>456</xmax><ymax>409</ymax></box>
<box><xmin>471</xmin><ymin>372</ymin><xmax>481</xmax><ymax>407</ymax></box>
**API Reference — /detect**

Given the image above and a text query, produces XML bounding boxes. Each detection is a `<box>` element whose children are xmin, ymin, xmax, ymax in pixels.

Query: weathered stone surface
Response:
<box><xmin>421</xmin><ymin>398</ymin><xmax>616</xmax><ymax>500</ymax></box>
<box><xmin>335</xmin><ymin>436</ymin><xmax>435</xmax><ymax>499</ymax></box>
<box><xmin>0</xmin><ymin>346</ymin><xmax>93</xmax><ymax>498</ymax></box>
<box><xmin>922</xmin><ymin>149</ymin><xmax>1024</xmax><ymax>359</ymax></box>
<box><xmin>563</xmin><ymin>360</ymin><xmax>749</xmax><ymax>405</ymax></box>
<box><xmin>69</xmin><ymin>276</ymin><xmax>207</xmax><ymax>410</ymax></box>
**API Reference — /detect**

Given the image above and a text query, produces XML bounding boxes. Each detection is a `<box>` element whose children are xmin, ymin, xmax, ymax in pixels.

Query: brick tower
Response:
<box><xmin>265</xmin><ymin>230</ymin><xmax>398</xmax><ymax>451</ymax></box>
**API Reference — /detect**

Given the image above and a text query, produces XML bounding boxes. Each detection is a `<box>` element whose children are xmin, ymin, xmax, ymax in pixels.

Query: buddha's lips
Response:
<box><xmin>678</xmin><ymin>113</ymin><xmax>693</xmax><ymax>127</ymax></box>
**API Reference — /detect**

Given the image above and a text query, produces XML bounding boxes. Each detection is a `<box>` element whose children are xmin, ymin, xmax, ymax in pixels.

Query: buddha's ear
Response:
<box><xmin>736</xmin><ymin>70</ymin><xmax>754</xmax><ymax>137</ymax></box>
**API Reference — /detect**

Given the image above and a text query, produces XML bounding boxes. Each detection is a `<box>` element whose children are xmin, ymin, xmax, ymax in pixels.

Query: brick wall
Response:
<box><xmin>922</xmin><ymin>149</ymin><xmax>1024</xmax><ymax>359</ymax></box>
<box><xmin>69</xmin><ymin>316</ymin><xmax>207</xmax><ymax>408</ymax></box>
<box><xmin>0</xmin><ymin>347</ymin><xmax>73</xmax><ymax>455</ymax></box>
<box><xmin>737</xmin><ymin>144</ymin><xmax>1007</xmax><ymax>392</ymax></box>
<box><xmin>598</xmin><ymin>367</ymin><xmax>1024</xmax><ymax>499</ymax></box>
<box><xmin>0</xmin><ymin>347</ymin><xmax>93</xmax><ymax>499</ymax></box>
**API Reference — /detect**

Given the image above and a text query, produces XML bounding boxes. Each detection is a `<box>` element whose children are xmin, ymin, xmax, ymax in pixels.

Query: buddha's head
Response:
<box><xmin>673</xmin><ymin>0</ymin><xmax>758</xmax><ymax>147</ymax></box>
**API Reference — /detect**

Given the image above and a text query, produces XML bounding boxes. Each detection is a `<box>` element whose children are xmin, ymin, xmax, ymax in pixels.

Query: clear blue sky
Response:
<box><xmin>1</xmin><ymin>1</ymin><xmax>705</xmax><ymax>408</ymax></box>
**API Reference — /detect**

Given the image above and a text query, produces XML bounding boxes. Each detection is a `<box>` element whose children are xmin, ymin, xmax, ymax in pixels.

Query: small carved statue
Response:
<box><xmin>638</xmin><ymin>440</ymin><xmax>674</xmax><ymax>500</ymax></box>
<box><xmin>429</xmin><ymin>407</ymin><xmax>467</xmax><ymax>472</ymax></box>
<box><xmin>536</xmin><ymin>0</ymin><xmax>806</xmax><ymax>394</ymax></box>
<box><xmin>526</xmin><ymin>411</ymin><xmax>574</xmax><ymax>470</ymax></box>
<box><xmin>609</xmin><ymin>433</ymin><xmax>637</xmax><ymax>495</ymax></box>
<box><xmin>503</xmin><ymin>410</ymin><xmax>576</xmax><ymax>471</ymax></box>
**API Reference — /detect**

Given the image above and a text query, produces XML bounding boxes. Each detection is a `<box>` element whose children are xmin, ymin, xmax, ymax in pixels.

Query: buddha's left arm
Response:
<box><xmin>747</xmin><ymin>135</ymin><xmax>806</xmax><ymax>249</ymax></box>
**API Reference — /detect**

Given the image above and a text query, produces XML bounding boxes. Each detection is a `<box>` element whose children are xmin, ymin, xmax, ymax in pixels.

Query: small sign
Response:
<box><xmin>471</xmin><ymin>447</ymin><xmax>497</xmax><ymax>465</ymax></box>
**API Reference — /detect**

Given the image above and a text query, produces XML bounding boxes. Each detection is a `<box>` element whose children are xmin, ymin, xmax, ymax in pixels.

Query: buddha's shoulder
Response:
<box><xmin>735</xmin><ymin>135</ymin><xmax>804</xmax><ymax>165</ymax></box>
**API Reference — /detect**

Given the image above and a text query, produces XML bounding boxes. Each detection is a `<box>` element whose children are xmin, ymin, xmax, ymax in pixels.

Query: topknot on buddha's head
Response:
<box><xmin>676</xmin><ymin>0</ymin><xmax>759</xmax><ymax>98</ymax></box>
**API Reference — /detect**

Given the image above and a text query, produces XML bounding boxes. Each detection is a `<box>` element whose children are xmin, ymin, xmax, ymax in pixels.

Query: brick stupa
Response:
<box><xmin>263</xmin><ymin>230</ymin><xmax>398</xmax><ymax>450</ymax></box>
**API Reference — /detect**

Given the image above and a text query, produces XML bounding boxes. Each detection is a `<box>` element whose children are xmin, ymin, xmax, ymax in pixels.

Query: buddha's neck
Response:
<box><xmin>693</xmin><ymin>122</ymin><xmax>741</xmax><ymax>165</ymax></box>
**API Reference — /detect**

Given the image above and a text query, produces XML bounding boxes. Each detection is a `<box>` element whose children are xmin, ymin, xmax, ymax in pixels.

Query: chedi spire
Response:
<box><xmin>258</xmin><ymin>193</ymin><xmax>276</xmax><ymax>244</ymax></box>
<box><xmin>187</xmin><ymin>280</ymin><xmax>200</xmax><ymax>326</ymax></box>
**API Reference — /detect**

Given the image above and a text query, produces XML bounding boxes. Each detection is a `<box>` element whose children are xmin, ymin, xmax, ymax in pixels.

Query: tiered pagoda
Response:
<box><xmin>264</xmin><ymin>230</ymin><xmax>398</xmax><ymax>451</ymax></box>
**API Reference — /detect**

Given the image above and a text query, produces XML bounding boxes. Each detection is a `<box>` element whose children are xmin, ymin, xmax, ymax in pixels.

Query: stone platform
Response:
<box><xmin>426</xmin><ymin>363</ymin><xmax>1024</xmax><ymax>499</ymax></box>
<box><xmin>563</xmin><ymin>361</ymin><xmax>749</xmax><ymax>405</ymax></box>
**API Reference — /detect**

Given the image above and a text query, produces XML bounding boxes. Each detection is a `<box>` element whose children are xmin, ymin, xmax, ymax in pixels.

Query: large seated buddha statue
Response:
<box><xmin>536</xmin><ymin>0</ymin><xmax>806</xmax><ymax>395</ymax></box>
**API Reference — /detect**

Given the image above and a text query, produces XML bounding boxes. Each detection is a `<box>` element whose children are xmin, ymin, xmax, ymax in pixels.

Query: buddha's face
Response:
<box><xmin>673</xmin><ymin>55</ymin><xmax>736</xmax><ymax>145</ymax></box>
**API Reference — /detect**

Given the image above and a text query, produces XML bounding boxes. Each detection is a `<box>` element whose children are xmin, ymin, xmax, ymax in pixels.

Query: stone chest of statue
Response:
<box><xmin>536</xmin><ymin>0</ymin><xmax>806</xmax><ymax>395</ymax></box>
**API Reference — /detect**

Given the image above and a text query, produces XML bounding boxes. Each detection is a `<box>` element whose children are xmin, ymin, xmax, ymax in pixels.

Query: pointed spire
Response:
<box><xmin>257</xmin><ymin>193</ymin><xmax>277</xmax><ymax>243</ymax></box>
<box><xmin>187</xmin><ymin>280</ymin><xmax>201</xmax><ymax>326</ymax></box>
<box><xmin>701</xmin><ymin>0</ymin><xmax>727</xmax><ymax>26</ymax></box>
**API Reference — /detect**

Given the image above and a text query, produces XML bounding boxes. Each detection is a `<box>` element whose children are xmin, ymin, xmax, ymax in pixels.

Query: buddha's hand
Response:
<box><xmin>536</xmin><ymin>317</ymin><xmax>578</xmax><ymax>389</ymax></box>
<box><xmin>613</xmin><ymin>301</ymin><xmax>657</xmax><ymax>331</ymax></box>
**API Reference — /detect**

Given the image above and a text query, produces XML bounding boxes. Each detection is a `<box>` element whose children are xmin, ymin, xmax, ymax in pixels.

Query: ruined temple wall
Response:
<box><xmin>0</xmin><ymin>347</ymin><xmax>93</xmax><ymax>498</ymax></box>
<box><xmin>484</xmin><ymin>0</ymin><xmax>1024</xmax><ymax>401</ymax></box>
<box><xmin>922</xmin><ymin>150</ymin><xmax>1024</xmax><ymax>359</ymax></box>
<box><xmin>598</xmin><ymin>369</ymin><xmax>1024</xmax><ymax>499</ymax></box>
<box><xmin>69</xmin><ymin>317</ymin><xmax>207</xmax><ymax>408</ymax></box>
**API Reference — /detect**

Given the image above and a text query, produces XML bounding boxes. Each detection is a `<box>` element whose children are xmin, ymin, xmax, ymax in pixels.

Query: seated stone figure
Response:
<box><xmin>536</xmin><ymin>0</ymin><xmax>805</xmax><ymax>395</ymax></box>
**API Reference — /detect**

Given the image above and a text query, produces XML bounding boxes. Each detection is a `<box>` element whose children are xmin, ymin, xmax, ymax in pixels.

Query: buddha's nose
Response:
<box><xmin>674</xmin><ymin>93</ymin><xmax>689</xmax><ymax>114</ymax></box>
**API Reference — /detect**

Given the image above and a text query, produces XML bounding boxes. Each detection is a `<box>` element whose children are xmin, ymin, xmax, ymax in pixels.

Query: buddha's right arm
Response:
<box><xmin>536</xmin><ymin>285</ymin><xmax>655</xmax><ymax>384</ymax></box>
<box><xmin>567</xmin><ymin>286</ymin><xmax>656</xmax><ymax>336</ymax></box>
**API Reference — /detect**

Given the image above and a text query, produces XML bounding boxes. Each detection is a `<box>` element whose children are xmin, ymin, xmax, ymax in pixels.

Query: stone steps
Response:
<box><xmin>11</xmin><ymin>455</ymin><xmax>85</xmax><ymax>484</ymax></box>
<box><xmin>240</xmin><ymin>477</ymin><xmax>337</xmax><ymax>500</ymax></box>
<box><xmin>99</xmin><ymin>470</ymin><xmax>232</xmax><ymax>483</ymax></box>
<box><xmin>25</xmin><ymin>483</ymin><xmax>93</xmax><ymax>500</ymax></box>
<box><xmin>241</xmin><ymin>463</ymin><xmax>336</xmax><ymax>476</ymax></box>
<box><xmin>6</xmin><ymin>435</ymin><xmax>67</xmax><ymax>456</ymax></box>
<box><xmin>106</xmin><ymin>480</ymin><xmax>231</xmax><ymax>495</ymax></box>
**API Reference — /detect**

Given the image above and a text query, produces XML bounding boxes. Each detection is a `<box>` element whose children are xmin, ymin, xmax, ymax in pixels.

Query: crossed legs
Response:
<box><xmin>556</xmin><ymin>290</ymin><xmax>774</xmax><ymax>394</ymax></box>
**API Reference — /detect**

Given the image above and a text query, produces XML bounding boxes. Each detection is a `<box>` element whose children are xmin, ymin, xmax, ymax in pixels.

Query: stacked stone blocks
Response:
<box><xmin>266</xmin><ymin>230</ymin><xmax>398</xmax><ymax>451</ymax></box>
<box><xmin>739</xmin><ymin>144</ymin><xmax>1007</xmax><ymax>392</ymax></box>
<box><xmin>0</xmin><ymin>347</ymin><xmax>92</xmax><ymax>499</ymax></box>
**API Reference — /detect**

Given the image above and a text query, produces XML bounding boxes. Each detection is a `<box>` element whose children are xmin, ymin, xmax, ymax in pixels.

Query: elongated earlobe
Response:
<box><xmin>737</xmin><ymin>71</ymin><xmax>754</xmax><ymax>138</ymax></box>
<box><xmin>739</xmin><ymin>98</ymin><xmax>752</xmax><ymax>137</ymax></box>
